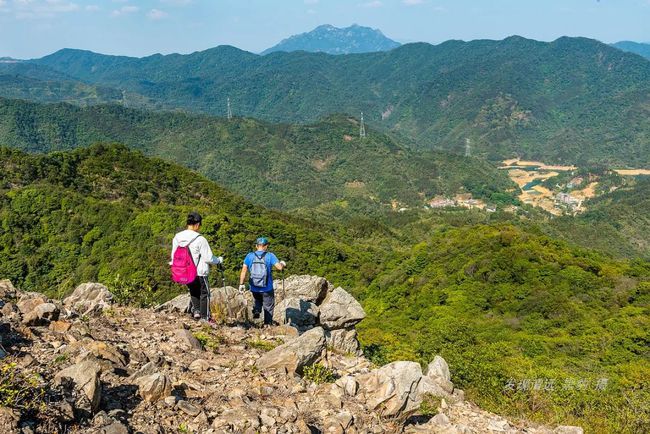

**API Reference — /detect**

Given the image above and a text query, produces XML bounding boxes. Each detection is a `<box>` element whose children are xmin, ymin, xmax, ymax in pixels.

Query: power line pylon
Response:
<box><xmin>227</xmin><ymin>97</ymin><xmax>232</xmax><ymax>120</ymax></box>
<box><xmin>360</xmin><ymin>112</ymin><xmax>366</xmax><ymax>139</ymax></box>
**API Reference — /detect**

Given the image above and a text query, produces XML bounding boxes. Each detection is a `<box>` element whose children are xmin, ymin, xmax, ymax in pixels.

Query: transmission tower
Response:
<box><xmin>360</xmin><ymin>112</ymin><xmax>366</xmax><ymax>139</ymax></box>
<box><xmin>465</xmin><ymin>138</ymin><xmax>471</xmax><ymax>157</ymax></box>
<box><xmin>227</xmin><ymin>97</ymin><xmax>232</xmax><ymax>120</ymax></box>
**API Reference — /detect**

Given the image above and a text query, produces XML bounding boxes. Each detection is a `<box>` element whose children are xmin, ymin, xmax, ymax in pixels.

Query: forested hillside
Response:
<box><xmin>1</xmin><ymin>145</ymin><xmax>647</xmax><ymax>433</ymax></box>
<box><xmin>0</xmin><ymin>144</ymin><xmax>371</xmax><ymax>300</ymax></box>
<box><xmin>12</xmin><ymin>36</ymin><xmax>649</xmax><ymax>165</ymax></box>
<box><xmin>358</xmin><ymin>225</ymin><xmax>649</xmax><ymax>433</ymax></box>
<box><xmin>0</xmin><ymin>98</ymin><xmax>514</xmax><ymax>210</ymax></box>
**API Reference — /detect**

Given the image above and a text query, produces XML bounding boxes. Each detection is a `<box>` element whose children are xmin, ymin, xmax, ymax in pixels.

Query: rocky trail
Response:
<box><xmin>0</xmin><ymin>277</ymin><xmax>583</xmax><ymax>434</ymax></box>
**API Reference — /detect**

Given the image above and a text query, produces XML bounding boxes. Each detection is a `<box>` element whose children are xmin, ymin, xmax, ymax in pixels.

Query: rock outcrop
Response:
<box><xmin>0</xmin><ymin>278</ymin><xmax>584</xmax><ymax>434</ymax></box>
<box><xmin>255</xmin><ymin>326</ymin><xmax>326</xmax><ymax>374</ymax></box>
<box><xmin>63</xmin><ymin>282</ymin><xmax>114</xmax><ymax>316</ymax></box>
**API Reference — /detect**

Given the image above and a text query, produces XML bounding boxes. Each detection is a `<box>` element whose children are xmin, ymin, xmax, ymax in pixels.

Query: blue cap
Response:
<box><xmin>255</xmin><ymin>237</ymin><xmax>269</xmax><ymax>246</ymax></box>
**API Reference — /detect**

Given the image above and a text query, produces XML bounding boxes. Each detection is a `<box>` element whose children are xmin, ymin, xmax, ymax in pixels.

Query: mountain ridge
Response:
<box><xmin>12</xmin><ymin>36</ymin><xmax>649</xmax><ymax>165</ymax></box>
<box><xmin>261</xmin><ymin>24</ymin><xmax>401</xmax><ymax>55</ymax></box>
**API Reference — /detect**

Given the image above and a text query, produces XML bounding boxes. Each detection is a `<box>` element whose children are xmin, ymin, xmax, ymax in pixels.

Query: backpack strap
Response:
<box><xmin>188</xmin><ymin>234</ymin><xmax>202</xmax><ymax>266</ymax></box>
<box><xmin>254</xmin><ymin>251</ymin><xmax>267</xmax><ymax>260</ymax></box>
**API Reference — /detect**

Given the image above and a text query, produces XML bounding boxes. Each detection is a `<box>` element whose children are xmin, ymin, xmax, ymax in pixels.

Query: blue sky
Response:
<box><xmin>1</xmin><ymin>0</ymin><xmax>649</xmax><ymax>58</ymax></box>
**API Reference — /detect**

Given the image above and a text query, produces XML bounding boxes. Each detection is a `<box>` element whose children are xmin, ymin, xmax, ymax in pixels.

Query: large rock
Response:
<box><xmin>280</xmin><ymin>275</ymin><xmax>330</xmax><ymax>304</ymax></box>
<box><xmin>319</xmin><ymin>287</ymin><xmax>366</xmax><ymax>329</ymax></box>
<box><xmin>425</xmin><ymin>355</ymin><xmax>451</xmax><ymax>382</ymax></box>
<box><xmin>357</xmin><ymin>361</ymin><xmax>423</xmax><ymax>417</ymax></box>
<box><xmin>273</xmin><ymin>297</ymin><xmax>319</xmax><ymax>328</ymax></box>
<box><xmin>16</xmin><ymin>293</ymin><xmax>48</xmax><ymax>315</ymax></box>
<box><xmin>175</xmin><ymin>329</ymin><xmax>203</xmax><ymax>351</ymax></box>
<box><xmin>326</xmin><ymin>328</ymin><xmax>362</xmax><ymax>356</ymax></box>
<box><xmin>209</xmin><ymin>286</ymin><xmax>250</xmax><ymax>323</ymax></box>
<box><xmin>135</xmin><ymin>372</ymin><xmax>172</xmax><ymax>403</ymax></box>
<box><xmin>255</xmin><ymin>327</ymin><xmax>326</xmax><ymax>374</ymax></box>
<box><xmin>54</xmin><ymin>358</ymin><xmax>103</xmax><ymax>412</ymax></box>
<box><xmin>63</xmin><ymin>283</ymin><xmax>114</xmax><ymax>316</ymax></box>
<box><xmin>420</xmin><ymin>355</ymin><xmax>454</xmax><ymax>396</ymax></box>
<box><xmin>0</xmin><ymin>280</ymin><xmax>16</xmax><ymax>300</ymax></box>
<box><xmin>157</xmin><ymin>286</ymin><xmax>250</xmax><ymax>323</ymax></box>
<box><xmin>22</xmin><ymin>302</ymin><xmax>60</xmax><ymax>325</ymax></box>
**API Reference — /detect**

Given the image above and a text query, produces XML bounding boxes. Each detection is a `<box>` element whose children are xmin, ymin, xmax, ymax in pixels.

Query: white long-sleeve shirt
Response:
<box><xmin>171</xmin><ymin>229</ymin><xmax>214</xmax><ymax>277</ymax></box>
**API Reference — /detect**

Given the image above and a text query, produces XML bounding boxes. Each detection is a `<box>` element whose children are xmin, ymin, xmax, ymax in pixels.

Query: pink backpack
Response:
<box><xmin>171</xmin><ymin>235</ymin><xmax>200</xmax><ymax>284</ymax></box>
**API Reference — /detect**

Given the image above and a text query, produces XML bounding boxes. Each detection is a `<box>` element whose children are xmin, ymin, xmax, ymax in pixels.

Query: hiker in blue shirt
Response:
<box><xmin>239</xmin><ymin>237</ymin><xmax>286</xmax><ymax>326</ymax></box>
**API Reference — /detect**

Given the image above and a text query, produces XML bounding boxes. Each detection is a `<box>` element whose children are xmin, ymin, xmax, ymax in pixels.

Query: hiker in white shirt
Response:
<box><xmin>171</xmin><ymin>212</ymin><xmax>222</xmax><ymax>322</ymax></box>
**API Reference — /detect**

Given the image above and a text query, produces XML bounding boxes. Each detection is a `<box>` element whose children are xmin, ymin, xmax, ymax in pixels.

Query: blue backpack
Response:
<box><xmin>249</xmin><ymin>252</ymin><xmax>268</xmax><ymax>287</ymax></box>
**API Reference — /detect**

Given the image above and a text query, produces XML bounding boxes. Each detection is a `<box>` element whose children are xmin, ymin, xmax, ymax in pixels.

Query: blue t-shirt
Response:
<box><xmin>244</xmin><ymin>250</ymin><xmax>279</xmax><ymax>292</ymax></box>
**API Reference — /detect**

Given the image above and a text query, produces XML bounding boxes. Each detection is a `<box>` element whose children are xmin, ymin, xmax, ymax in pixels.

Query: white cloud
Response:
<box><xmin>85</xmin><ymin>4</ymin><xmax>99</xmax><ymax>12</ymax></box>
<box><xmin>403</xmin><ymin>0</ymin><xmax>424</xmax><ymax>5</ymax></box>
<box><xmin>304</xmin><ymin>0</ymin><xmax>319</xmax><ymax>4</ymax></box>
<box><xmin>361</xmin><ymin>0</ymin><xmax>382</xmax><ymax>8</ymax></box>
<box><xmin>111</xmin><ymin>5</ymin><xmax>138</xmax><ymax>16</ymax></box>
<box><xmin>147</xmin><ymin>8</ymin><xmax>167</xmax><ymax>20</ymax></box>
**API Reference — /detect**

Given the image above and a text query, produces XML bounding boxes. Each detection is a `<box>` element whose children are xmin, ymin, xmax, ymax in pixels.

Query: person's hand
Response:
<box><xmin>280</xmin><ymin>260</ymin><xmax>287</xmax><ymax>268</ymax></box>
<box><xmin>238</xmin><ymin>284</ymin><xmax>246</xmax><ymax>293</ymax></box>
<box><xmin>212</xmin><ymin>256</ymin><xmax>224</xmax><ymax>265</ymax></box>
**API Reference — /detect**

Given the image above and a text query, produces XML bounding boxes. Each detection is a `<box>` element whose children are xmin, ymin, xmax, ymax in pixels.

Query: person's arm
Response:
<box><xmin>170</xmin><ymin>236</ymin><xmax>178</xmax><ymax>265</ymax></box>
<box><xmin>198</xmin><ymin>236</ymin><xmax>214</xmax><ymax>266</ymax></box>
<box><xmin>271</xmin><ymin>253</ymin><xmax>285</xmax><ymax>270</ymax></box>
<box><xmin>239</xmin><ymin>264</ymin><xmax>248</xmax><ymax>286</ymax></box>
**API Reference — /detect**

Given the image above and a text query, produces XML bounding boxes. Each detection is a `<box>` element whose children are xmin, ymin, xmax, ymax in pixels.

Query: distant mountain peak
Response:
<box><xmin>262</xmin><ymin>24</ymin><xmax>400</xmax><ymax>55</ymax></box>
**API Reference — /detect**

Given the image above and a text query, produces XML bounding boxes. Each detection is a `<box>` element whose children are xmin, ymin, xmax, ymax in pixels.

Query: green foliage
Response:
<box><xmin>246</xmin><ymin>338</ymin><xmax>281</xmax><ymax>352</ymax></box>
<box><xmin>0</xmin><ymin>360</ymin><xmax>45</xmax><ymax>411</ymax></box>
<box><xmin>418</xmin><ymin>394</ymin><xmax>442</xmax><ymax>417</ymax></box>
<box><xmin>0</xmin><ymin>98</ymin><xmax>515</xmax><ymax>211</ymax></box>
<box><xmin>193</xmin><ymin>329</ymin><xmax>223</xmax><ymax>353</ymax></box>
<box><xmin>302</xmin><ymin>363</ymin><xmax>336</xmax><ymax>384</ymax></box>
<box><xmin>357</xmin><ymin>224</ymin><xmax>650</xmax><ymax>433</ymax></box>
<box><xmin>7</xmin><ymin>37</ymin><xmax>650</xmax><ymax>165</ymax></box>
<box><xmin>0</xmin><ymin>144</ymin><xmax>369</xmax><ymax>301</ymax></box>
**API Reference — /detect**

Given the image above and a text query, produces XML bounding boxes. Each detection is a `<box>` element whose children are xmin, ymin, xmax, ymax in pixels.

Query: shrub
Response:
<box><xmin>302</xmin><ymin>363</ymin><xmax>336</xmax><ymax>384</ymax></box>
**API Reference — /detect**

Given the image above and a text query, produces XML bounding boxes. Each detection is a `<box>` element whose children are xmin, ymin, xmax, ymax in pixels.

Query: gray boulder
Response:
<box><xmin>255</xmin><ymin>327</ymin><xmax>326</xmax><ymax>374</ymax></box>
<box><xmin>0</xmin><ymin>280</ymin><xmax>16</xmax><ymax>299</ymax></box>
<box><xmin>54</xmin><ymin>358</ymin><xmax>103</xmax><ymax>412</ymax></box>
<box><xmin>16</xmin><ymin>293</ymin><xmax>48</xmax><ymax>315</ymax></box>
<box><xmin>325</xmin><ymin>328</ymin><xmax>362</xmax><ymax>356</ymax></box>
<box><xmin>135</xmin><ymin>372</ymin><xmax>172</xmax><ymax>403</ymax></box>
<box><xmin>425</xmin><ymin>355</ymin><xmax>451</xmax><ymax>382</ymax></box>
<box><xmin>357</xmin><ymin>361</ymin><xmax>423</xmax><ymax>417</ymax></box>
<box><xmin>280</xmin><ymin>275</ymin><xmax>330</xmax><ymax>304</ymax></box>
<box><xmin>273</xmin><ymin>297</ymin><xmax>319</xmax><ymax>328</ymax></box>
<box><xmin>175</xmin><ymin>329</ymin><xmax>203</xmax><ymax>351</ymax></box>
<box><xmin>63</xmin><ymin>283</ymin><xmax>113</xmax><ymax>316</ymax></box>
<box><xmin>319</xmin><ymin>287</ymin><xmax>366</xmax><ymax>329</ymax></box>
<box><xmin>22</xmin><ymin>302</ymin><xmax>60</xmax><ymax>325</ymax></box>
<box><xmin>157</xmin><ymin>286</ymin><xmax>250</xmax><ymax>323</ymax></box>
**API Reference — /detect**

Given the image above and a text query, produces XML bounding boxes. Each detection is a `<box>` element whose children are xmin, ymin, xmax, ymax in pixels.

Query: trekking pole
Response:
<box><xmin>282</xmin><ymin>268</ymin><xmax>286</xmax><ymax>301</ymax></box>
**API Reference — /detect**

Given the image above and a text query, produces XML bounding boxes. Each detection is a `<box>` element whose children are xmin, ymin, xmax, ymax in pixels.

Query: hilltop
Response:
<box><xmin>0</xmin><ymin>98</ymin><xmax>514</xmax><ymax>211</ymax></box>
<box><xmin>261</xmin><ymin>24</ymin><xmax>401</xmax><ymax>55</ymax></box>
<box><xmin>5</xmin><ymin>36</ymin><xmax>648</xmax><ymax>165</ymax></box>
<box><xmin>0</xmin><ymin>278</ymin><xmax>587</xmax><ymax>433</ymax></box>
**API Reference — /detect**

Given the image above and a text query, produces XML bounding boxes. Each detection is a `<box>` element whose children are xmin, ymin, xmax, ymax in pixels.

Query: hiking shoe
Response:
<box><xmin>252</xmin><ymin>312</ymin><xmax>261</xmax><ymax>320</ymax></box>
<box><xmin>193</xmin><ymin>311</ymin><xmax>201</xmax><ymax>320</ymax></box>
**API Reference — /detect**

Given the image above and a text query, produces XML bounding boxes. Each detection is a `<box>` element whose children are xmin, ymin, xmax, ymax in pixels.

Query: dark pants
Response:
<box><xmin>187</xmin><ymin>275</ymin><xmax>210</xmax><ymax>320</ymax></box>
<box><xmin>252</xmin><ymin>290</ymin><xmax>275</xmax><ymax>325</ymax></box>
